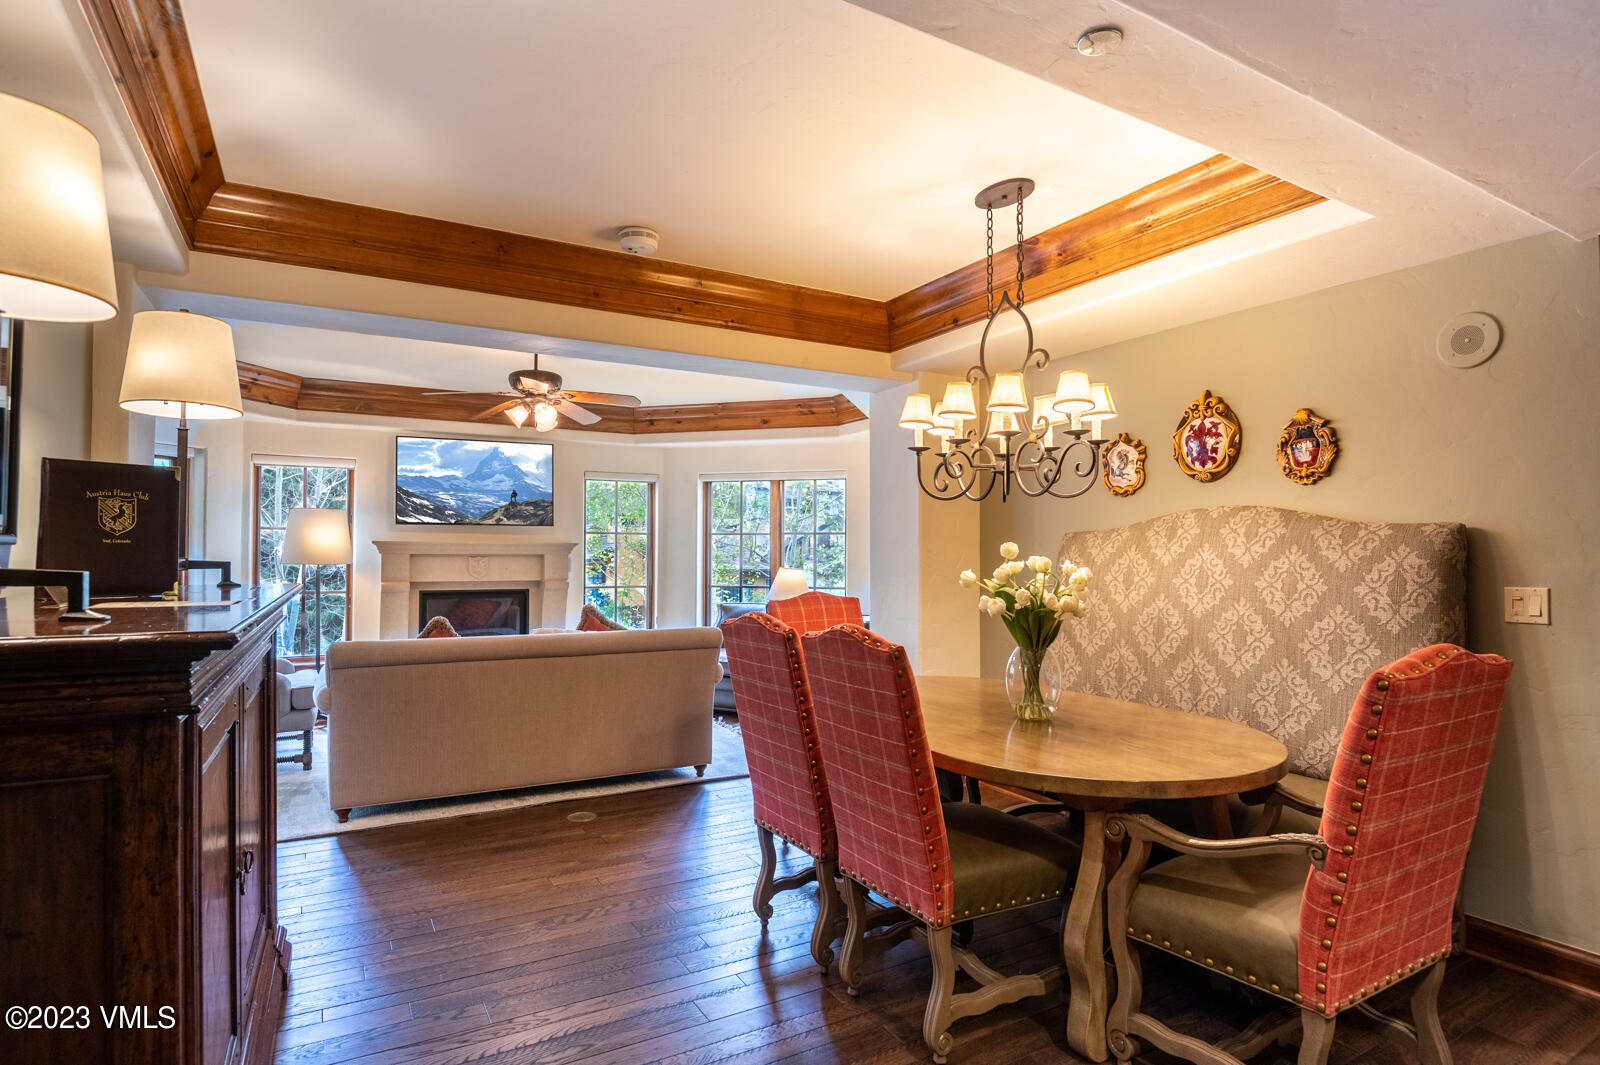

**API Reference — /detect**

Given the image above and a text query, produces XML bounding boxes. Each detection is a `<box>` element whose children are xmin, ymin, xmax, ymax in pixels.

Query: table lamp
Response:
<box><xmin>768</xmin><ymin>567</ymin><xmax>808</xmax><ymax>602</ymax></box>
<box><xmin>0</xmin><ymin>92</ymin><xmax>118</xmax><ymax>323</ymax></box>
<box><xmin>281</xmin><ymin>507</ymin><xmax>352</xmax><ymax>670</ymax></box>
<box><xmin>119</xmin><ymin>310</ymin><xmax>244</xmax><ymax>586</ymax></box>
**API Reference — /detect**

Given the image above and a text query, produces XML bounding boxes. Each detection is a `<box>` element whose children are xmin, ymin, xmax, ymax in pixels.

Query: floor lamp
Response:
<box><xmin>281</xmin><ymin>507</ymin><xmax>352</xmax><ymax>671</ymax></box>
<box><xmin>118</xmin><ymin>310</ymin><xmax>243</xmax><ymax>586</ymax></box>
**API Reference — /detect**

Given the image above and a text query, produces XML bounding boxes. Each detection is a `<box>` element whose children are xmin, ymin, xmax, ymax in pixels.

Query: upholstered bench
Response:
<box><xmin>1045</xmin><ymin>505</ymin><xmax>1467</xmax><ymax>832</ymax></box>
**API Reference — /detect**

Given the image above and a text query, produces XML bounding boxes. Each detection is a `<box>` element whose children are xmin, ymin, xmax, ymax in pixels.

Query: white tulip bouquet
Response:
<box><xmin>960</xmin><ymin>542</ymin><xmax>1092</xmax><ymax>719</ymax></box>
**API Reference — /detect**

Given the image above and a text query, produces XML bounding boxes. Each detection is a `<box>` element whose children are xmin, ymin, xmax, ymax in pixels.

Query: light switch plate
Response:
<box><xmin>1504</xmin><ymin>587</ymin><xmax>1551</xmax><ymax>625</ymax></box>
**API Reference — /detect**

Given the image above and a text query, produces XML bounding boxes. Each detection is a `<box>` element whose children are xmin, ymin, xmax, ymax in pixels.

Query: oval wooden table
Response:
<box><xmin>918</xmin><ymin>677</ymin><xmax>1289</xmax><ymax>1063</ymax></box>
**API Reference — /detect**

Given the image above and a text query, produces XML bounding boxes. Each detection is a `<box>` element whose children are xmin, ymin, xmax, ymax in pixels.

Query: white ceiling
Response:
<box><xmin>180</xmin><ymin>0</ymin><xmax>1213</xmax><ymax>299</ymax></box>
<box><xmin>225</xmin><ymin>319</ymin><xmax>826</xmax><ymax>405</ymax></box>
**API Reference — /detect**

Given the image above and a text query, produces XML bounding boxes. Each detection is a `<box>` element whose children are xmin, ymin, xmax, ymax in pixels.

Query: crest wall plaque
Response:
<box><xmin>1101</xmin><ymin>433</ymin><xmax>1147</xmax><ymax>496</ymax></box>
<box><xmin>1172</xmin><ymin>390</ymin><xmax>1242</xmax><ymax>482</ymax></box>
<box><xmin>1277</xmin><ymin>408</ymin><xmax>1338</xmax><ymax>484</ymax></box>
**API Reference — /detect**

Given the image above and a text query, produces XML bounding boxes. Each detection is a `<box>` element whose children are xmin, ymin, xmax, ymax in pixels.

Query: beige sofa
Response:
<box><xmin>319</xmin><ymin>627</ymin><xmax>724</xmax><ymax>820</ymax></box>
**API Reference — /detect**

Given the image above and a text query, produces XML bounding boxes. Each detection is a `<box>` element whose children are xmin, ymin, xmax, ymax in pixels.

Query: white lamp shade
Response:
<box><xmin>119</xmin><ymin>310</ymin><xmax>243</xmax><ymax>419</ymax></box>
<box><xmin>898</xmin><ymin>392</ymin><xmax>935</xmax><ymax>429</ymax></box>
<box><xmin>281</xmin><ymin>508</ymin><xmax>352</xmax><ymax>566</ymax></box>
<box><xmin>532</xmin><ymin>401</ymin><xmax>559</xmax><ymax>431</ymax></box>
<box><xmin>940</xmin><ymin>381</ymin><xmax>977</xmax><ymax>419</ymax></box>
<box><xmin>986</xmin><ymin>372</ymin><xmax>1027</xmax><ymax>414</ymax></box>
<box><xmin>1084</xmin><ymin>382</ymin><xmax>1118</xmax><ymax>420</ymax></box>
<box><xmin>1031</xmin><ymin>394</ymin><xmax>1065</xmax><ymax>427</ymax></box>
<box><xmin>504</xmin><ymin>403</ymin><xmax>530</xmax><ymax>427</ymax></box>
<box><xmin>1052</xmin><ymin>370</ymin><xmax>1092</xmax><ymax>414</ymax></box>
<box><xmin>928</xmin><ymin>410</ymin><xmax>956</xmax><ymax>438</ymax></box>
<box><xmin>0</xmin><ymin>93</ymin><xmax>117</xmax><ymax>323</ymax></box>
<box><xmin>986</xmin><ymin>411</ymin><xmax>1020</xmax><ymax>437</ymax></box>
<box><xmin>768</xmin><ymin>567</ymin><xmax>808</xmax><ymax>601</ymax></box>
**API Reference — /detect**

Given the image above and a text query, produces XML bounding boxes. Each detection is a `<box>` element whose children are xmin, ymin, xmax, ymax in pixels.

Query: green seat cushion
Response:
<box><xmin>1126</xmin><ymin>849</ymin><xmax>1309</xmax><ymax>1002</ymax></box>
<box><xmin>944</xmin><ymin>802</ymin><xmax>1080</xmax><ymax>922</ymax></box>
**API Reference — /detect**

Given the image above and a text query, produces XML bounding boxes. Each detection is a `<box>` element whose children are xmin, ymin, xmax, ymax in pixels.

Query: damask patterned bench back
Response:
<box><xmin>1044</xmin><ymin>505</ymin><xmax>1466</xmax><ymax>776</ymax></box>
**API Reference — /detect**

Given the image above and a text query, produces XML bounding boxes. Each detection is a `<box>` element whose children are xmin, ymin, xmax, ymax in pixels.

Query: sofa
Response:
<box><xmin>318</xmin><ymin>626</ymin><xmax>724</xmax><ymax>820</ymax></box>
<box><xmin>1044</xmin><ymin>504</ymin><xmax>1467</xmax><ymax>830</ymax></box>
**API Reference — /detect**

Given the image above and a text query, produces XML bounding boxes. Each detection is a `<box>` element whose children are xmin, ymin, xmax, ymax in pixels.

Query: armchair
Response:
<box><xmin>764</xmin><ymin>590</ymin><xmax>863</xmax><ymax>634</ymax></box>
<box><xmin>273</xmin><ymin>659</ymin><xmax>316</xmax><ymax>770</ymax></box>
<box><xmin>803</xmin><ymin>624</ymin><xmax>1079</xmax><ymax>1064</ymax></box>
<box><xmin>1105</xmin><ymin>645</ymin><xmax>1513</xmax><ymax>1065</ymax></box>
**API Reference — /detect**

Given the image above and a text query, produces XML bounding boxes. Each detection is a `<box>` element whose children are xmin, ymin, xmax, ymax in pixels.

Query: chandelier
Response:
<box><xmin>899</xmin><ymin>179</ymin><xmax>1116</xmax><ymax>502</ymax></box>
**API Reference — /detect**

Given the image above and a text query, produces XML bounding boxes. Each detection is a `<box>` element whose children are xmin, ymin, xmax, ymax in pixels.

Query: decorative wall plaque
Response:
<box><xmin>1172</xmin><ymin>390</ymin><xmax>1242</xmax><ymax>482</ymax></box>
<box><xmin>1102</xmin><ymin>433</ymin><xmax>1147</xmax><ymax>496</ymax></box>
<box><xmin>1277</xmin><ymin>407</ymin><xmax>1338</xmax><ymax>484</ymax></box>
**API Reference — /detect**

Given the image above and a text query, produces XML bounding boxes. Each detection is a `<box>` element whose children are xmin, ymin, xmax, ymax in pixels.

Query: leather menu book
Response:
<box><xmin>36</xmin><ymin>458</ymin><xmax>180</xmax><ymax>597</ymax></box>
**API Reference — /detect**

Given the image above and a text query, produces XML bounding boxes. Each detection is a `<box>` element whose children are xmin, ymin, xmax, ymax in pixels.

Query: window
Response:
<box><xmin>254</xmin><ymin>463</ymin><xmax>353</xmax><ymax>660</ymax></box>
<box><xmin>704</xmin><ymin>477</ymin><xmax>846</xmax><ymax>621</ymax></box>
<box><xmin>583</xmin><ymin>477</ymin><xmax>655</xmax><ymax>628</ymax></box>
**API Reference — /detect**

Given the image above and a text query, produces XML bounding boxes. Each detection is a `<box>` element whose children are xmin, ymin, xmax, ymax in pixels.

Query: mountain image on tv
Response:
<box><xmin>395</xmin><ymin>436</ymin><xmax>554</xmax><ymax>525</ymax></box>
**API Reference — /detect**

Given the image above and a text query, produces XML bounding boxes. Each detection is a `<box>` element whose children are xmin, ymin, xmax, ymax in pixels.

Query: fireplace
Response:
<box><xmin>418</xmin><ymin>589</ymin><xmax>530</xmax><ymax>637</ymax></box>
<box><xmin>372</xmin><ymin>539</ymin><xmax>576</xmax><ymax>640</ymax></box>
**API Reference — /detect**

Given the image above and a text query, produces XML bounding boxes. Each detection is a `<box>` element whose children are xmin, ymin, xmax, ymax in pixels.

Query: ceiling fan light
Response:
<box><xmin>532</xmin><ymin>401</ymin><xmax>559</xmax><ymax>432</ymax></box>
<box><xmin>505</xmin><ymin>404</ymin><xmax>530</xmax><ymax>427</ymax></box>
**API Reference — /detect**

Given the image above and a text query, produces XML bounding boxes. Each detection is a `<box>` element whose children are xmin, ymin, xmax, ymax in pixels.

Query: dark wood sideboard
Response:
<box><xmin>0</xmin><ymin>582</ymin><xmax>298</xmax><ymax>1065</ymax></box>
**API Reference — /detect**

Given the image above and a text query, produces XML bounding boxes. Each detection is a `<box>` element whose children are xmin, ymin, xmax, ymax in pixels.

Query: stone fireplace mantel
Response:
<box><xmin>372</xmin><ymin>538</ymin><xmax>576</xmax><ymax>640</ymax></box>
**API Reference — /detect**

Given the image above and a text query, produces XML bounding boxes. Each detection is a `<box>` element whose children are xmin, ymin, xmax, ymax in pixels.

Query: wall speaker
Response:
<box><xmin>1436</xmin><ymin>312</ymin><xmax>1501</xmax><ymax>368</ymax></box>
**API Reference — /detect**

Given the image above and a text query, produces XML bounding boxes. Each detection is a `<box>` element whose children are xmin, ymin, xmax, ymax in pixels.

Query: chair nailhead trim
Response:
<box><xmin>1317</xmin><ymin>961</ymin><xmax>1327</xmax><ymax>973</ymax></box>
<box><xmin>1337</xmin><ymin>872</ymin><xmax>1348</xmax><ymax>883</ymax></box>
<box><xmin>1326</xmin><ymin>916</ymin><xmax>1338</xmax><ymax>928</ymax></box>
<box><xmin>1332</xmin><ymin>894</ymin><xmax>1344</xmax><ymax>905</ymax></box>
<box><xmin>1371</xmin><ymin>704</ymin><xmax>1383</xmax><ymax>716</ymax></box>
<box><xmin>1342</xmin><ymin>845</ymin><xmax>1354</xmax><ymax>856</ymax></box>
<box><xmin>1366</xmin><ymin>728</ymin><xmax>1379</xmax><ymax>740</ymax></box>
<box><xmin>1361</xmin><ymin>754</ymin><xmax>1373</xmax><ymax>765</ymax></box>
<box><xmin>1356</xmin><ymin>778</ymin><xmax>1368</xmax><ymax>788</ymax></box>
<box><xmin>1346</xmin><ymin>824</ymin><xmax>1358</xmax><ymax>836</ymax></box>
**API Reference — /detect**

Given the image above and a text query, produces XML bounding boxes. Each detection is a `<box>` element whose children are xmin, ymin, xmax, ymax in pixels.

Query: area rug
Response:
<box><xmin>276</xmin><ymin>717</ymin><xmax>747</xmax><ymax>841</ymax></box>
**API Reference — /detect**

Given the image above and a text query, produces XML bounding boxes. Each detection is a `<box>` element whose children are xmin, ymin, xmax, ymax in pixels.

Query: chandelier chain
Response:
<box><xmin>985</xmin><ymin>207</ymin><xmax>995</xmax><ymax>318</ymax></box>
<box><xmin>1015</xmin><ymin>195</ymin><xmax>1026</xmax><ymax>306</ymax></box>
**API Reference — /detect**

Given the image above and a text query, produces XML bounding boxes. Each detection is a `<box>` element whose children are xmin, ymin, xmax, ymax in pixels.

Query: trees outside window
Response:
<box><xmin>584</xmin><ymin>477</ymin><xmax>655</xmax><ymax>628</ymax></box>
<box><xmin>255</xmin><ymin>463</ymin><xmax>353</xmax><ymax>660</ymax></box>
<box><xmin>704</xmin><ymin>477</ymin><xmax>845</xmax><ymax>622</ymax></box>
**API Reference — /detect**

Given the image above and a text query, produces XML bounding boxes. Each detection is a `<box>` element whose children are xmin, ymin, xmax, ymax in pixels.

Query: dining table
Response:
<box><xmin>918</xmin><ymin>676</ymin><xmax>1289</xmax><ymax>1062</ymax></box>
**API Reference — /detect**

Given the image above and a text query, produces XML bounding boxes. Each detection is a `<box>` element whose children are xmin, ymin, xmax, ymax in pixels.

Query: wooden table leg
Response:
<box><xmin>1064</xmin><ymin>807</ymin><xmax>1111</xmax><ymax>1062</ymax></box>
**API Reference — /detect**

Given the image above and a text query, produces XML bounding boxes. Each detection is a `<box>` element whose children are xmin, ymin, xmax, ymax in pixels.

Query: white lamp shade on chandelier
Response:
<box><xmin>898</xmin><ymin>392</ymin><xmax>936</xmax><ymax>430</ymax></box>
<box><xmin>1084</xmin><ymin>382</ymin><xmax>1118</xmax><ymax>422</ymax></box>
<box><xmin>767</xmin><ymin>567</ymin><xmax>809</xmax><ymax>602</ymax></box>
<box><xmin>986</xmin><ymin>372</ymin><xmax>1028</xmax><ymax>414</ymax></box>
<box><xmin>281</xmin><ymin>508</ymin><xmax>353</xmax><ymax>567</ymax></box>
<box><xmin>940</xmin><ymin>381</ymin><xmax>978</xmax><ymax>420</ymax></box>
<box><xmin>0</xmin><ymin>93</ymin><xmax>118</xmax><ymax>323</ymax></box>
<box><xmin>1051</xmin><ymin>371</ymin><xmax>1093</xmax><ymax>416</ymax></box>
<box><xmin>118</xmin><ymin>310</ymin><xmax>244</xmax><ymax>420</ymax></box>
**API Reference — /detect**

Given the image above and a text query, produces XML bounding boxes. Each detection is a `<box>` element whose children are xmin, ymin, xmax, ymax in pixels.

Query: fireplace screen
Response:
<box><xmin>417</xmin><ymin>589</ymin><xmax>530</xmax><ymax>637</ymax></box>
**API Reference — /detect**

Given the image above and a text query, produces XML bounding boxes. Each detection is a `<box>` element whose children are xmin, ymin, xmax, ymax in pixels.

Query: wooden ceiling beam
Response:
<box><xmin>79</xmin><ymin>0</ymin><xmax>224</xmax><ymax>242</ymax></box>
<box><xmin>236</xmin><ymin>361</ymin><xmax>866</xmax><ymax>435</ymax></box>
<box><xmin>885</xmin><ymin>155</ymin><xmax>1326</xmax><ymax>349</ymax></box>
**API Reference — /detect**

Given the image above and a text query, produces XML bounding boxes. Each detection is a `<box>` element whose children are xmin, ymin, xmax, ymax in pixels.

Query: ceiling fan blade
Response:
<box><xmin>475</xmin><ymin>399</ymin><xmax>523</xmax><ymax>419</ymax></box>
<box><xmin>556</xmin><ymin>399</ymin><xmax>601</xmax><ymax>425</ymax></box>
<box><xmin>563</xmin><ymin>389</ymin><xmax>642</xmax><ymax>408</ymax></box>
<box><xmin>422</xmin><ymin>388</ymin><xmax>518</xmax><ymax>397</ymax></box>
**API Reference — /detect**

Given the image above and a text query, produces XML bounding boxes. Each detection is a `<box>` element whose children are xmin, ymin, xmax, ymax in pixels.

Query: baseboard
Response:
<box><xmin>1464</xmin><ymin>916</ymin><xmax>1600</xmax><ymax>998</ymax></box>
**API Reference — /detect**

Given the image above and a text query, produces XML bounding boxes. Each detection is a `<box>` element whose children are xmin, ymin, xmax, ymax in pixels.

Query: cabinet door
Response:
<box><xmin>235</xmin><ymin>655</ymin><xmax>270</xmax><ymax>1006</ymax></box>
<box><xmin>198</xmin><ymin>690</ymin><xmax>240</xmax><ymax>1065</ymax></box>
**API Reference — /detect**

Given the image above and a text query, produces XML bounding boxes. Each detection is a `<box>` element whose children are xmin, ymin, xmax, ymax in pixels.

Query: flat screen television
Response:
<box><xmin>394</xmin><ymin>435</ymin><xmax>554</xmax><ymax>526</ymax></box>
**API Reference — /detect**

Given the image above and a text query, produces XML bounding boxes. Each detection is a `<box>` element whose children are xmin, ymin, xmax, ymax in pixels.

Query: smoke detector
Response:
<box><xmin>618</xmin><ymin>225</ymin><xmax>659</xmax><ymax>256</ymax></box>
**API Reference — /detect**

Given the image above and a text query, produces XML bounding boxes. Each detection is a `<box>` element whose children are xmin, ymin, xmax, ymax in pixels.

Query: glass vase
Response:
<box><xmin>1005</xmin><ymin>643</ymin><xmax>1060</xmax><ymax>722</ymax></box>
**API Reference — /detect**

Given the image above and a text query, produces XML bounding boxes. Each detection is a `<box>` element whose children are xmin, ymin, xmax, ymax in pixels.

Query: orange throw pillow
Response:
<box><xmin>418</xmin><ymin>615</ymin><xmax>460</xmax><ymax>638</ymax></box>
<box><xmin>577</xmin><ymin>603</ymin><xmax>626</xmax><ymax>631</ymax></box>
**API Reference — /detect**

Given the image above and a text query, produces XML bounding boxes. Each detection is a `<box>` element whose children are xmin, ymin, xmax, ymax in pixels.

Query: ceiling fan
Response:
<box><xmin>424</xmin><ymin>355</ymin><xmax>642</xmax><ymax>431</ymax></box>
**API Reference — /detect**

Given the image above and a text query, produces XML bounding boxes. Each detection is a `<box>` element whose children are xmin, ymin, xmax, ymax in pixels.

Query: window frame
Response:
<box><xmin>253</xmin><ymin>461</ymin><xmax>355</xmax><ymax>664</ymax></box>
<box><xmin>701</xmin><ymin>475</ymin><xmax>847</xmax><ymax>623</ymax></box>
<box><xmin>582</xmin><ymin>475</ymin><xmax>658</xmax><ymax>628</ymax></box>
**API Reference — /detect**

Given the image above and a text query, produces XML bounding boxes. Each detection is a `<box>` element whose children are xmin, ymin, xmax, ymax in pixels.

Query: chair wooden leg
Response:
<box><xmin>1106</xmin><ymin>834</ymin><xmax>1152</xmax><ymax>1064</ymax></box>
<box><xmin>301</xmin><ymin>728</ymin><xmax>313</xmax><ymax>770</ymax></box>
<box><xmin>810</xmin><ymin>857</ymin><xmax>840</xmax><ymax>972</ymax></box>
<box><xmin>752</xmin><ymin>823</ymin><xmax>777</xmax><ymax>928</ymax></box>
<box><xmin>1412</xmin><ymin>961</ymin><xmax>1451</xmax><ymax>1065</ymax></box>
<box><xmin>922</xmin><ymin>924</ymin><xmax>958</xmax><ymax>1064</ymax></box>
<box><xmin>839</xmin><ymin>875</ymin><xmax>869</xmax><ymax>995</ymax></box>
<box><xmin>1298</xmin><ymin>1011</ymin><xmax>1337</xmax><ymax>1065</ymax></box>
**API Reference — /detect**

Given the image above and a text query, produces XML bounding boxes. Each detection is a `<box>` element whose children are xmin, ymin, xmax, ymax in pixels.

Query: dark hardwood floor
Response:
<box><xmin>275</xmin><ymin>778</ymin><xmax>1599</xmax><ymax>1065</ymax></box>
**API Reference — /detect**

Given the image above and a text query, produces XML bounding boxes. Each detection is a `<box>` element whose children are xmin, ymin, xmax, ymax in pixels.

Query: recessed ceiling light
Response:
<box><xmin>1076</xmin><ymin>26</ymin><xmax>1124</xmax><ymax>57</ymax></box>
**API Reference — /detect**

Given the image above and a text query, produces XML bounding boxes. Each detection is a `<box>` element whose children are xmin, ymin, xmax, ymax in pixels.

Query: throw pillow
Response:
<box><xmin>577</xmin><ymin>602</ymin><xmax>626</xmax><ymax>631</ymax></box>
<box><xmin>715</xmin><ymin>602</ymin><xmax>763</xmax><ymax>626</ymax></box>
<box><xmin>418</xmin><ymin>615</ymin><xmax>460</xmax><ymax>638</ymax></box>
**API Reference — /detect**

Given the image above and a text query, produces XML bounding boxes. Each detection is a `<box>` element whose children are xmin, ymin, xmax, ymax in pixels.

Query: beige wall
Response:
<box><xmin>981</xmin><ymin>232</ymin><xmax>1600</xmax><ymax>953</ymax></box>
<box><xmin>2</xmin><ymin>321</ymin><xmax>93</xmax><ymax>568</ymax></box>
<box><xmin>190</xmin><ymin>414</ymin><xmax>870</xmax><ymax>637</ymax></box>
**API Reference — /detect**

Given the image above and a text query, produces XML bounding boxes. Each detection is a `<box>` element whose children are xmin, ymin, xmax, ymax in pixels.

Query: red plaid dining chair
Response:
<box><xmin>1106</xmin><ymin>645</ymin><xmax>1514</xmax><ymax>1065</ymax></box>
<box><xmin>802</xmin><ymin>623</ymin><xmax>1079</xmax><ymax>1064</ymax></box>
<box><xmin>765</xmin><ymin>590</ymin><xmax>863</xmax><ymax>633</ymax></box>
<box><xmin>720</xmin><ymin>612</ymin><xmax>841</xmax><ymax>970</ymax></box>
